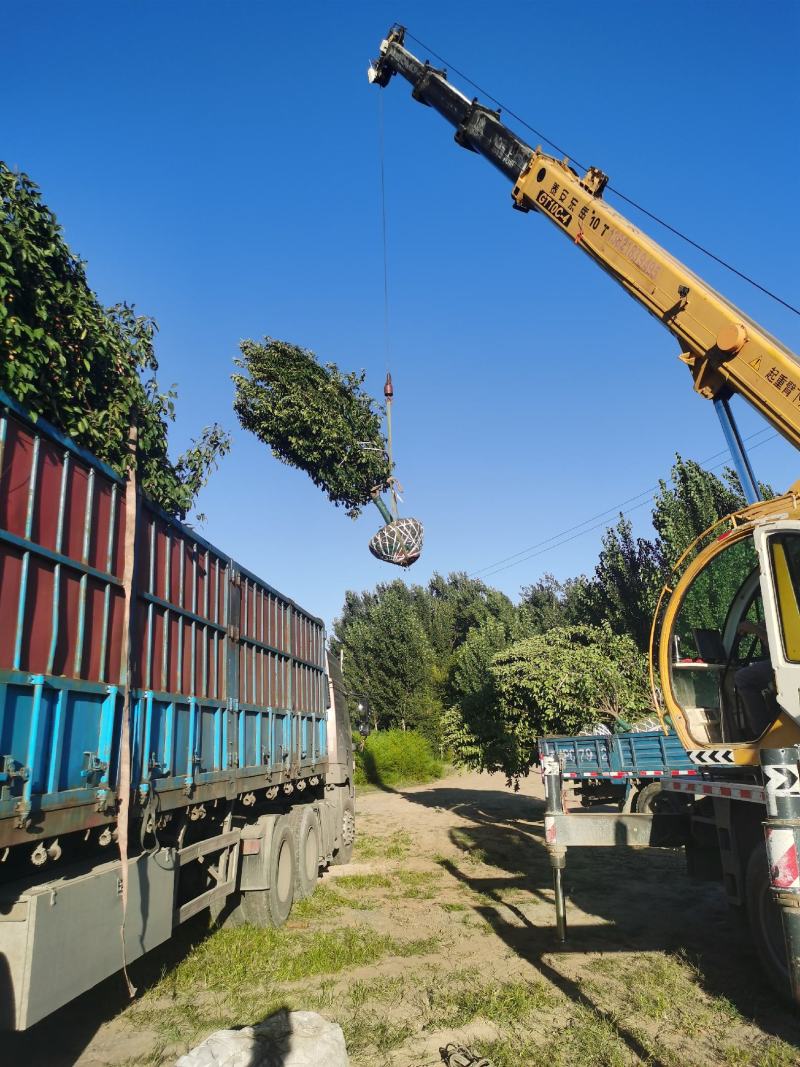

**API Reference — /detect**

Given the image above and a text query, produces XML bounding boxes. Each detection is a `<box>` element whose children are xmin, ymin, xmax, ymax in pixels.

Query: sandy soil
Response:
<box><xmin>7</xmin><ymin>769</ymin><xmax>800</xmax><ymax>1065</ymax></box>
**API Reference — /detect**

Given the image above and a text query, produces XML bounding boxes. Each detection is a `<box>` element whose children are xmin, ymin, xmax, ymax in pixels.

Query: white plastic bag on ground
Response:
<box><xmin>176</xmin><ymin>1009</ymin><xmax>349</xmax><ymax>1067</ymax></box>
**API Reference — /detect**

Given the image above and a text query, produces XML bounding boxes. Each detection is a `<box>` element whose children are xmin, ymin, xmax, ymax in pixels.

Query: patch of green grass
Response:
<box><xmin>450</xmin><ymin>828</ymin><xmax>492</xmax><ymax>867</ymax></box>
<box><xmin>333</xmin><ymin>872</ymin><xmax>393</xmax><ymax>892</ymax></box>
<box><xmin>439</xmin><ymin>902</ymin><xmax>467</xmax><ymax>912</ymax></box>
<box><xmin>152</xmin><ymin>926</ymin><xmax>436</xmax><ymax>995</ymax></box>
<box><xmin>394</xmin><ymin>870</ymin><xmax>440</xmax><ymax>899</ymax></box>
<box><xmin>129</xmin><ymin>990</ymin><xmax>285</xmax><ymax>1049</ymax></box>
<box><xmin>476</xmin><ymin>1005</ymin><xmax>629</xmax><ymax>1067</ymax></box>
<box><xmin>724</xmin><ymin>1039</ymin><xmax>800</xmax><ymax>1067</ymax></box>
<box><xmin>354</xmin><ymin>830</ymin><xmax>412</xmax><ymax>860</ymax></box>
<box><xmin>424</xmin><ymin>973</ymin><xmax>555</xmax><ymax>1030</ymax></box>
<box><xmin>343</xmin><ymin>1012</ymin><xmax>414</xmax><ymax>1056</ymax></box>
<box><xmin>581</xmin><ymin>951</ymin><xmax>796</xmax><ymax>1065</ymax></box>
<box><xmin>292</xmin><ymin>884</ymin><xmax>376</xmax><ymax>919</ymax></box>
<box><xmin>348</xmin><ymin>975</ymin><xmax>407</xmax><ymax>1009</ymax></box>
<box><xmin>120</xmin><ymin>1040</ymin><xmax>172</xmax><ymax>1067</ymax></box>
<box><xmin>585</xmin><ymin>951</ymin><xmax>728</xmax><ymax>1040</ymax></box>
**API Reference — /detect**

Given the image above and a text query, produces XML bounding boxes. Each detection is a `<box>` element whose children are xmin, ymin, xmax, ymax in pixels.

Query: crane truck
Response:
<box><xmin>0</xmin><ymin>390</ymin><xmax>356</xmax><ymax>1030</ymax></box>
<box><xmin>370</xmin><ymin>25</ymin><xmax>800</xmax><ymax>1000</ymax></box>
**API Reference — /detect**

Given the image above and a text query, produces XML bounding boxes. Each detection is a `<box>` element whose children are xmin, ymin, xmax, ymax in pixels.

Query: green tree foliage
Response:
<box><xmin>0</xmin><ymin>164</ymin><xmax>229</xmax><ymax>517</ymax></box>
<box><xmin>671</xmin><ymin>535</ymin><xmax>760</xmax><ymax>652</ymax></box>
<box><xmin>652</xmin><ymin>455</ymin><xmax>771</xmax><ymax>564</ymax></box>
<box><xmin>583</xmin><ymin>516</ymin><xmax>666</xmax><ymax>652</ymax></box>
<box><xmin>648</xmin><ymin>457</ymin><xmax>773</xmax><ymax>648</ymax></box>
<box><xmin>581</xmin><ymin>455</ymin><xmax>774</xmax><ymax>652</ymax></box>
<box><xmin>440</xmin><ymin>617</ymin><xmax>521</xmax><ymax>774</ymax></box>
<box><xmin>426</xmin><ymin>571</ymin><xmax>517</xmax><ymax>648</ymax></box>
<box><xmin>232</xmin><ymin>338</ymin><xmax>392</xmax><ymax>518</ymax></box>
<box><xmin>340</xmin><ymin>585</ymin><xmax>436</xmax><ymax>735</ymax></box>
<box><xmin>335</xmin><ymin>453</ymin><xmax>770</xmax><ymax>776</ymax></box>
<box><xmin>518</xmin><ymin>573</ymin><xmax>593</xmax><ymax>633</ymax></box>
<box><xmin>333</xmin><ymin>572</ymin><xmax>522</xmax><ymax>742</ymax></box>
<box><xmin>444</xmin><ymin>625</ymin><xmax>651</xmax><ymax>784</ymax></box>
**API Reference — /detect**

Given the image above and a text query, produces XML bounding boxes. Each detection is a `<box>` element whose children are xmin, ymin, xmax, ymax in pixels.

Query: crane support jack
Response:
<box><xmin>542</xmin><ymin>751</ymin><xmax>800</xmax><ymax>1004</ymax></box>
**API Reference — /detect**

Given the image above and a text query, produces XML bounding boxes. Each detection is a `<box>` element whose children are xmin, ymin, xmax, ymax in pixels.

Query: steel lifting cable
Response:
<box><xmin>378</xmin><ymin>91</ymin><xmax>391</xmax><ymax>370</ymax></box>
<box><xmin>403</xmin><ymin>31</ymin><xmax>800</xmax><ymax>318</ymax></box>
<box><xmin>378</xmin><ymin>92</ymin><xmax>400</xmax><ymax>519</ymax></box>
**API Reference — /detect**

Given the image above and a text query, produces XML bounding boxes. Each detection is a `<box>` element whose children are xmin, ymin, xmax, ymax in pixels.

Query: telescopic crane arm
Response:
<box><xmin>370</xmin><ymin>26</ymin><xmax>800</xmax><ymax>456</ymax></box>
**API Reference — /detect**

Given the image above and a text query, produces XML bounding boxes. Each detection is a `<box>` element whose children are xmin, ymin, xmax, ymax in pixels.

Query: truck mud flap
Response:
<box><xmin>0</xmin><ymin>849</ymin><xmax>175</xmax><ymax>1031</ymax></box>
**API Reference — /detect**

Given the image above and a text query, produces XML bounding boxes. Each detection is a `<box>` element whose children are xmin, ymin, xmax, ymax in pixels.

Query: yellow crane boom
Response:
<box><xmin>369</xmin><ymin>26</ymin><xmax>800</xmax><ymax>454</ymax></box>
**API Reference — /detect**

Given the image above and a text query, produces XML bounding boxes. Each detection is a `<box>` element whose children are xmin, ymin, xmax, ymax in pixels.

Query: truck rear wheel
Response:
<box><xmin>332</xmin><ymin>798</ymin><xmax>355</xmax><ymax>866</ymax></box>
<box><xmin>293</xmin><ymin>805</ymin><xmax>321</xmax><ymax>900</ymax></box>
<box><xmin>745</xmin><ymin>841</ymin><xmax>791</xmax><ymax>998</ymax></box>
<box><xmin>634</xmin><ymin>782</ymin><xmax>687</xmax><ymax>814</ymax></box>
<box><xmin>241</xmin><ymin>815</ymin><xmax>296</xmax><ymax>928</ymax></box>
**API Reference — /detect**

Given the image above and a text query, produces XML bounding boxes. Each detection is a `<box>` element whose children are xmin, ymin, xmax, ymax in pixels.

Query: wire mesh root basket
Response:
<box><xmin>368</xmin><ymin>516</ymin><xmax>424</xmax><ymax>567</ymax></box>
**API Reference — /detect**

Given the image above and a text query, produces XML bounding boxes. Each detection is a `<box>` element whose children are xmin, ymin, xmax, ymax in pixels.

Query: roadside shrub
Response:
<box><xmin>357</xmin><ymin>729</ymin><xmax>443</xmax><ymax>788</ymax></box>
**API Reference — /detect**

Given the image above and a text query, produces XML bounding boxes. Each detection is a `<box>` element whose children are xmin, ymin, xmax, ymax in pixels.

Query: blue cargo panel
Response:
<box><xmin>539</xmin><ymin>728</ymin><xmax>693</xmax><ymax>779</ymax></box>
<box><xmin>0</xmin><ymin>390</ymin><xmax>329</xmax><ymax>846</ymax></box>
<box><xmin>0</xmin><ymin>393</ymin><xmax>127</xmax><ymax>844</ymax></box>
<box><xmin>233</xmin><ymin>566</ymin><xmax>327</xmax><ymax>786</ymax></box>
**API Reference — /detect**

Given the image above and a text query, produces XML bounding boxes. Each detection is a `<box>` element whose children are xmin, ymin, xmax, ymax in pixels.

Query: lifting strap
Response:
<box><xmin>117</xmin><ymin>424</ymin><xmax>139</xmax><ymax>998</ymax></box>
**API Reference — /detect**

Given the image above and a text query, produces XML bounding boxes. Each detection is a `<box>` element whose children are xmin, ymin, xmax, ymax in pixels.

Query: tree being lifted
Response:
<box><xmin>233</xmin><ymin>337</ymin><xmax>423</xmax><ymax>567</ymax></box>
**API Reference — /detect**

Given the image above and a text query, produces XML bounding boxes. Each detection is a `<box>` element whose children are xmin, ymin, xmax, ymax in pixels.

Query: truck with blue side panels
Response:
<box><xmin>0</xmin><ymin>390</ymin><xmax>355</xmax><ymax>1030</ymax></box>
<box><xmin>538</xmin><ymin>729</ymin><xmax>696</xmax><ymax>812</ymax></box>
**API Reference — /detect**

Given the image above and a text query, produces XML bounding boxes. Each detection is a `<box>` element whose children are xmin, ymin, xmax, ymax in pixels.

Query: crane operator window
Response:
<box><xmin>768</xmin><ymin>533</ymin><xmax>800</xmax><ymax>662</ymax></box>
<box><xmin>669</xmin><ymin>535</ymin><xmax>767</xmax><ymax>743</ymax></box>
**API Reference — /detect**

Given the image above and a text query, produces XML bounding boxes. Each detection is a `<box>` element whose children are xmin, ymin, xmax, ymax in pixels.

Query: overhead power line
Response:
<box><xmin>470</xmin><ymin>427</ymin><xmax>778</xmax><ymax>581</ymax></box>
<box><xmin>403</xmin><ymin>31</ymin><xmax>800</xmax><ymax>318</ymax></box>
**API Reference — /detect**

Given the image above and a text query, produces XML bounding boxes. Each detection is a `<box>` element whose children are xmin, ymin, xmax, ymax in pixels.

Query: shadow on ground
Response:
<box><xmin>401</xmin><ymin>780</ymin><xmax>800</xmax><ymax>1053</ymax></box>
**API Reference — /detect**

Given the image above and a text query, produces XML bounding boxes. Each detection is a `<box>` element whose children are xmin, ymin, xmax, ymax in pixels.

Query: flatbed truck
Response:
<box><xmin>0</xmin><ymin>390</ymin><xmax>355</xmax><ymax>1030</ymax></box>
<box><xmin>539</xmin><ymin>728</ymin><xmax>696</xmax><ymax>812</ymax></box>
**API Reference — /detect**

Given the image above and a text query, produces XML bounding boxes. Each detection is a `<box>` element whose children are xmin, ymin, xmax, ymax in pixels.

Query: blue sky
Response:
<box><xmin>6</xmin><ymin>1</ymin><xmax>800</xmax><ymax>629</ymax></box>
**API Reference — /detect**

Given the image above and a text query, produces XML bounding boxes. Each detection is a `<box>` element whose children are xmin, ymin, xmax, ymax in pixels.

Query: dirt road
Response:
<box><xmin>8</xmin><ymin>769</ymin><xmax>800</xmax><ymax>1065</ymax></box>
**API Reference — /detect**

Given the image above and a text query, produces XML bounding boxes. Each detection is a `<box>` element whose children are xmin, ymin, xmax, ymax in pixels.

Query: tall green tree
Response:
<box><xmin>583</xmin><ymin>516</ymin><xmax>666</xmax><ymax>652</ymax></box>
<box><xmin>0</xmin><ymin>164</ymin><xmax>229</xmax><ymax>517</ymax></box>
<box><xmin>340</xmin><ymin>586</ymin><xmax>436</xmax><ymax>735</ymax></box>
<box><xmin>518</xmin><ymin>573</ymin><xmax>593</xmax><ymax>633</ymax></box>
<box><xmin>427</xmin><ymin>571</ymin><xmax>517</xmax><ymax>647</ymax></box>
<box><xmin>581</xmin><ymin>455</ymin><xmax>774</xmax><ymax>652</ymax></box>
<box><xmin>653</xmin><ymin>455</ymin><xmax>772</xmax><ymax>565</ymax></box>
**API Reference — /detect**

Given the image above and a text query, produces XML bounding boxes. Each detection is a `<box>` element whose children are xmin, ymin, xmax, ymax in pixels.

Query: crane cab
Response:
<box><xmin>654</xmin><ymin>495</ymin><xmax>800</xmax><ymax>767</ymax></box>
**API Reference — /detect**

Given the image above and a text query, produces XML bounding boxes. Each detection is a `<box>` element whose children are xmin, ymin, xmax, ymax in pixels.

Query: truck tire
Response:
<box><xmin>745</xmin><ymin>841</ymin><xmax>791</xmax><ymax>998</ymax></box>
<box><xmin>238</xmin><ymin>815</ymin><xmax>296</xmax><ymax>928</ymax></box>
<box><xmin>634</xmin><ymin>782</ymin><xmax>664</xmax><ymax>813</ymax></box>
<box><xmin>293</xmin><ymin>805</ymin><xmax>321</xmax><ymax>900</ymax></box>
<box><xmin>332</xmin><ymin>798</ymin><xmax>355</xmax><ymax>866</ymax></box>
